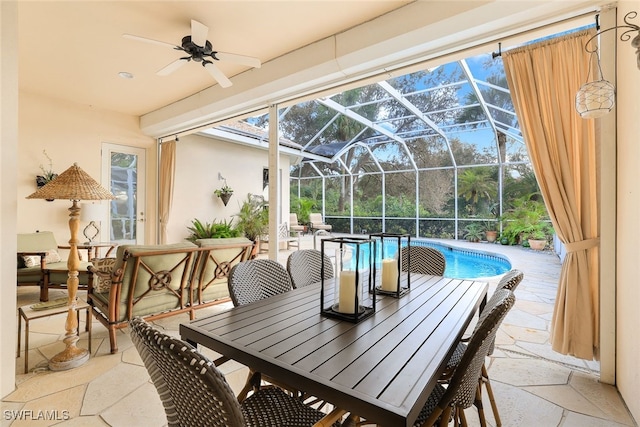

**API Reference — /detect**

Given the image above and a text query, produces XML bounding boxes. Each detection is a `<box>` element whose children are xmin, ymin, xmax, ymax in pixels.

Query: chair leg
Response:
<box><xmin>237</xmin><ymin>369</ymin><xmax>260</xmax><ymax>402</ymax></box>
<box><xmin>481</xmin><ymin>363</ymin><xmax>502</xmax><ymax>427</ymax></box>
<box><xmin>474</xmin><ymin>382</ymin><xmax>488</xmax><ymax>427</ymax></box>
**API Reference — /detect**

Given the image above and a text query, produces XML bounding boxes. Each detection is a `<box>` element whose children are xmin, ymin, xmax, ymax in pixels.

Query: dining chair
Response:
<box><xmin>129</xmin><ymin>317</ymin><xmax>340</xmax><ymax>427</ymax></box>
<box><xmin>414</xmin><ymin>289</ymin><xmax>515</xmax><ymax>427</ymax></box>
<box><xmin>496</xmin><ymin>268</ymin><xmax>524</xmax><ymax>292</ymax></box>
<box><xmin>227</xmin><ymin>258</ymin><xmax>301</xmax><ymax>400</ymax></box>
<box><xmin>400</xmin><ymin>246</ymin><xmax>446</xmax><ymax>276</ymax></box>
<box><xmin>287</xmin><ymin>249</ymin><xmax>334</xmax><ymax>289</ymax></box>
<box><xmin>353</xmin><ymin>289</ymin><xmax>515</xmax><ymax>427</ymax></box>
<box><xmin>227</xmin><ymin>259</ymin><xmax>293</xmax><ymax>306</ymax></box>
<box><xmin>440</xmin><ymin>283</ymin><xmax>521</xmax><ymax>427</ymax></box>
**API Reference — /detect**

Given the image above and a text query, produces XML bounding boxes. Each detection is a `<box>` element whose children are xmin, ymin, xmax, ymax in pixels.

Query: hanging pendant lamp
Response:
<box><xmin>575</xmin><ymin>50</ymin><xmax>615</xmax><ymax>119</ymax></box>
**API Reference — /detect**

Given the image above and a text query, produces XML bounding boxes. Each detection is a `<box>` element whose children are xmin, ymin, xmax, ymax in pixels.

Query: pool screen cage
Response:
<box><xmin>208</xmin><ymin>46</ymin><xmax>558</xmax><ymax>241</ymax></box>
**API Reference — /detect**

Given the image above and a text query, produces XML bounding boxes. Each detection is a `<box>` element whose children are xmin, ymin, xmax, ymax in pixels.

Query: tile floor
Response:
<box><xmin>2</xmin><ymin>236</ymin><xmax>637</xmax><ymax>427</ymax></box>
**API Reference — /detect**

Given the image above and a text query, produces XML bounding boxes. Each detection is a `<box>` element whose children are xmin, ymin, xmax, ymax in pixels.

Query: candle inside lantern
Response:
<box><xmin>338</xmin><ymin>270</ymin><xmax>358</xmax><ymax>313</ymax></box>
<box><xmin>381</xmin><ymin>258</ymin><xmax>398</xmax><ymax>291</ymax></box>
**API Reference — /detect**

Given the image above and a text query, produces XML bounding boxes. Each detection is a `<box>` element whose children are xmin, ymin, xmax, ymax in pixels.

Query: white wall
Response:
<box><xmin>17</xmin><ymin>92</ymin><xmax>156</xmax><ymax>245</ymax></box>
<box><xmin>168</xmin><ymin>134</ymin><xmax>292</xmax><ymax>243</ymax></box>
<box><xmin>1</xmin><ymin>0</ymin><xmax>19</xmax><ymax>398</ymax></box>
<box><xmin>615</xmin><ymin>1</ymin><xmax>640</xmax><ymax>421</ymax></box>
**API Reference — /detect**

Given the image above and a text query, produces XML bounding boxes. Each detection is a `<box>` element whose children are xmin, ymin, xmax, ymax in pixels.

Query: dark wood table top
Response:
<box><xmin>180</xmin><ymin>274</ymin><xmax>487</xmax><ymax>427</ymax></box>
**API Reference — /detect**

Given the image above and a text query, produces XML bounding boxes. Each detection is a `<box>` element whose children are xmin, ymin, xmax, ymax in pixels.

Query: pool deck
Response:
<box><xmin>5</xmin><ymin>235</ymin><xmax>637</xmax><ymax>426</ymax></box>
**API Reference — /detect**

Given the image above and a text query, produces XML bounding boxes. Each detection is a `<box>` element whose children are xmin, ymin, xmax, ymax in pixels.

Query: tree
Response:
<box><xmin>458</xmin><ymin>167</ymin><xmax>497</xmax><ymax>216</ymax></box>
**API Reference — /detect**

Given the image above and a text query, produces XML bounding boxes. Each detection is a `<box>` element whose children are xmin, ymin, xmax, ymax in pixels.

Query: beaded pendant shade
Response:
<box><xmin>575</xmin><ymin>51</ymin><xmax>616</xmax><ymax>119</ymax></box>
<box><xmin>27</xmin><ymin>162</ymin><xmax>115</xmax><ymax>201</ymax></box>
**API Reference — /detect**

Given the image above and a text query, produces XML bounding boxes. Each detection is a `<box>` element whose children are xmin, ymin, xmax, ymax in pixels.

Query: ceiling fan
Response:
<box><xmin>123</xmin><ymin>19</ymin><xmax>261</xmax><ymax>88</ymax></box>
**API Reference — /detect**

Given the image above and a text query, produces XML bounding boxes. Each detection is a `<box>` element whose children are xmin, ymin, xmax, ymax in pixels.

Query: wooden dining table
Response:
<box><xmin>180</xmin><ymin>273</ymin><xmax>488</xmax><ymax>427</ymax></box>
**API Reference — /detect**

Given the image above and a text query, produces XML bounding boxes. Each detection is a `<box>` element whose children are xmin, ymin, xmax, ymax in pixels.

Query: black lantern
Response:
<box><xmin>369</xmin><ymin>232</ymin><xmax>411</xmax><ymax>298</ymax></box>
<box><xmin>320</xmin><ymin>236</ymin><xmax>376</xmax><ymax>323</ymax></box>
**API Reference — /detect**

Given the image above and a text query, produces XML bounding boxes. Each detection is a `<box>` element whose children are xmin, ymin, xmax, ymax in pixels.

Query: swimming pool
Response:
<box><xmin>413</xmin><ymin>241</ymin><xmax>511</xmax><ymax>279</ymax></box>
<box><xmin>348</xmin><ymin>239</ymin><xmax>511</xmax><ymax>279</ymax></box>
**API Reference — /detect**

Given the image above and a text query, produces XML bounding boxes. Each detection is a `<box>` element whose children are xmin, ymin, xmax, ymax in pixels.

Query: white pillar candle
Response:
<box><xmin>381</xmin><ymin>258</ymin><xmax>399</xmax><ymax>291</ymax></box>
<box><xmin>338</xmin><ymin>270</ymin><xmax>358</xmax><ymax>314</ymax></box>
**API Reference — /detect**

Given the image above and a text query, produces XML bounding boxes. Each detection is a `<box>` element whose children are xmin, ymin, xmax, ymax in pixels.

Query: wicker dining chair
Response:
<box><xmin>227</xmin><ymin>258</ymin><xmax>301</xmax><ymax>399</ymax></box>
<box><xmin>287</xmin><ymin>249</ymin><xmax>334</xmax><ymax>289</ymax></box>
<box><xmin>400</xmin><ymin>246</ymin><xmax>446</xmax><ymax>276</ymax></box>
<box><xmin>227</xmin><ymin>259</ymin><xmax>293</xmax><ymax>306</ymax></box>
<box><xmin>496</xmin><ymin>268</ymin><xmax>524</xmax><ymax>292</ymax></box>
<box><xmin>413</xmin><ymin>289</ymin><xmax>516</xmax><ymax>427</ymax></box>
<box><xmin>440</xmin><ymin>279</ymin><xmax>522</xmax><ymax>427</ymax></box>
<box><xmin>129</xmin><ymin>317</ymin><xmax>339</xmax><ymax>427</ymax></box>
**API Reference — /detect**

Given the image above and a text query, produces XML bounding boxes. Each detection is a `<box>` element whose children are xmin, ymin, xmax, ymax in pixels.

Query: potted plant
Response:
<box><xmin>186</xmin><ymin>218</ymin><xmax>241</xmax><ymax>242</ymax></box>
<box><xmin>214</xmin><ymin>183</ymin><xmax>234</xmax><ymax>206</ymax></box>
<box><xmin>463</xmin><ymin>222</ymin><xmax>484</xmax><ymax>242</ymax></box>
<box><xmin>500</xmin><ymin>194</ymin><xmax>553</xmax><ymax>249</ymax></box>
<box><xmin>36</xmin><ymin>150</ymin><xmax>57</xmax><ymax>189</ymax></box>
<box><xmin>483</xmin><ymin>221</ymin><xmax>498</xmax><ymax>243</ymax></box>
<box><xmin>525</xmin><ymin>223</ymin><xmax>553</xmax><ymax>251</ymax></box>
<box><xmin>234</xmin><ymin>194</ymin><xmax>268</xmax><ymax>244</ymax></box>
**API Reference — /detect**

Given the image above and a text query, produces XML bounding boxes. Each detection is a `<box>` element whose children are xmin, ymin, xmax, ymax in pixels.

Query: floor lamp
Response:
<box><xmin>27</xmin><ymin>163</ymin><xmax>114</xmax><ymax>370</ymax></box>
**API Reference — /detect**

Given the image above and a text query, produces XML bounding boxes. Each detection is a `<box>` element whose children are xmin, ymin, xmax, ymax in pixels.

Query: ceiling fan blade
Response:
<box><xmin>191</xmin><ymin>19</ymin><xmax>209</xmax><ymax>48</ymax></box>
<box><xmin>204</xmin><ymin>62</ymin><xmax>232</xmax><ymax>88</ymax></box>
<box><xmin>123</xmin><ymin>33</ymin><xmax>178</xmax><ymax>50</ymax></box>
<box><xmin>157</xmin><ymin>59</ymin><xmax>188</xmax><ymax>76</ymax></box>
<box><xmin>215</xmin><ymin>52</ymin><xmax>262</xmax><ymax>69</ymax></box>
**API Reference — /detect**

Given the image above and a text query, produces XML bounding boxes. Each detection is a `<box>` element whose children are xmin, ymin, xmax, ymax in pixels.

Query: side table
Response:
<box><xmin>17</xmin><ymin>299</ymin><xmax>91</xmax><ymax>373</ymax></box>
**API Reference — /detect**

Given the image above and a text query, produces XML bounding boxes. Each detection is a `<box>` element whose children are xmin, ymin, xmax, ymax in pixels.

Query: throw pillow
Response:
<box><xmin>91</xmin><ymin>257</ymin><xmax>116</xmax><ymax>293</ymax></box>
<box><xmin>22</xmin><ymin>249</ymin><xmax>62</xmax><ymax>267</ymax></box>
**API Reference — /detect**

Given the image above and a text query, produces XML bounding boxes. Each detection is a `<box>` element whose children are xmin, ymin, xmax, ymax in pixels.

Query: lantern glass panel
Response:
<box><xmin>320</xmin><ymin>237</ymin><xmax>376</xmax><ymax>323</ymax></box>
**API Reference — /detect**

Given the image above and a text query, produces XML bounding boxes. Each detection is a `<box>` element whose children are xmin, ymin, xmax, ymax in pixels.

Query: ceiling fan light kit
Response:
<box><xmin>124</xmin><ymin>19</ymin><xmax>261</xmax><ymax>88</ymax></box>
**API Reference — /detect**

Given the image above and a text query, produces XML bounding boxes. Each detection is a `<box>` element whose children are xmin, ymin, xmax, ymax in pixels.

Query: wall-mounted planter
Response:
<box><xmin>219</xmin><ymin>193</ymin><xmax>232</xmax><ymax>206</ymax></box>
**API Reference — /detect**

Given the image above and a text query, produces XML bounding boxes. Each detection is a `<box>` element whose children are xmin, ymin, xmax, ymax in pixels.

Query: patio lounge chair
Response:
<box><xmin>309</xmin><ymin>213</ymin><xmax>332</xmax><ymax>233</ymax></box>
<box><xmin>289</xmin><ymin>213</ymin><xmax>305</xmax><ymax>233</ymax></box>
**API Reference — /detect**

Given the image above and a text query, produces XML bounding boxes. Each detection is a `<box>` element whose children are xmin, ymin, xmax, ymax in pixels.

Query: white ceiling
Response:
<box><xmin>18</xmin><ymin>1</ymin><xmax>608</xmax><ymax>137</ymax></box>
<box><xmin>18</xmin><ymin>1</ymin><xmax>412</xmax><ymax>117</ymax></box>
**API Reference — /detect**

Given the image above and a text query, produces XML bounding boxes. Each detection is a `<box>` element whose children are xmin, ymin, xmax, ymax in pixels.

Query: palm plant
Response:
<box><xmin>234</xmin><ymin>194</ymin><xmax>268</xmax><ymax>242</ymax></box>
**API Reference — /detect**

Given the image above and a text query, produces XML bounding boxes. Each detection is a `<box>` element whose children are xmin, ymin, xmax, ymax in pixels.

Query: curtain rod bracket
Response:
<box><xmin>492</xmin><ymin>42</ymin><xmax>502</xmax><ymax>59</ymax></box>
<box><xmin>584</xmin><ymin>11</ymin><xmax>640</xmax><ymax>70</ymax></box>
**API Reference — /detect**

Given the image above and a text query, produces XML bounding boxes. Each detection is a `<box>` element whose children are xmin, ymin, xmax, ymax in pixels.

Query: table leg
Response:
<box><xmin>24</xmin><ymin>316</ymin><xmax>30</xmax><ymax>373</ymax></box>
<box><xmin>17</xmin><ymin>309</ymin><xmax>23</xmax><ymax>358</ymax></box>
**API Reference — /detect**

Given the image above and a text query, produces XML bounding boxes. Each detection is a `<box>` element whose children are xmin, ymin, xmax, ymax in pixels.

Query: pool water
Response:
<box><xmin>348</xmin><ymin>239</ymin><xmax>511</xmax><ymax>279</ymax></box>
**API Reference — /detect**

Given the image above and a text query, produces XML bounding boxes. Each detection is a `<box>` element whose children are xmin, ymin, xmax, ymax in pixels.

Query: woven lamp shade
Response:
<box><xmin>27</xmin><ymin>163</ymin><xmax>115</xmax><ymax>201</ymax></box>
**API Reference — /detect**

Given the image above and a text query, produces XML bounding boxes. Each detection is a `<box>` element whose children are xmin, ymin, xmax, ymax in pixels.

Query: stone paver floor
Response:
<box><xmin>3</xmin><ymin>236</ymin><xmax>636</xmax><ymax>427</ymax></box>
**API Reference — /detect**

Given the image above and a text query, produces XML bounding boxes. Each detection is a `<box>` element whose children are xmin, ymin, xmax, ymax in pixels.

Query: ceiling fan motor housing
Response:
<box><xmin>180</xmin><ymin>36</ymin><xmax>214</xmax><ymax>62</ymax></box>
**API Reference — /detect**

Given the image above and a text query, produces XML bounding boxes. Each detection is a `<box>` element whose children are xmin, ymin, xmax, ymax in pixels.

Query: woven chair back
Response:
<box><xmin>287</xmin><ymin>249</ymin><xmax>334</xmax><ymax>289</ymax></box>
<box><xmin>496</xmin><ymin>269</ymin><xmax>524</xmax><ymax>292</ymax></box>
<box><xmin>228</xmin><ymin>259</ymin><xmax>293</xmax><ymax>306</ymax></box>
<box><xmin>442</xmin><ymin>289</ymin><xmax>515</xmax><ymax>410</ymax></box>
<box><xmin>130</xmin><ymin>317</ymin><xmax>245</xmax><ymax>427</ymax></box>
<box><xmin>400</xmin><ymin>246</ymin><xmax>446</xmax><ymax>276</ymax></box>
